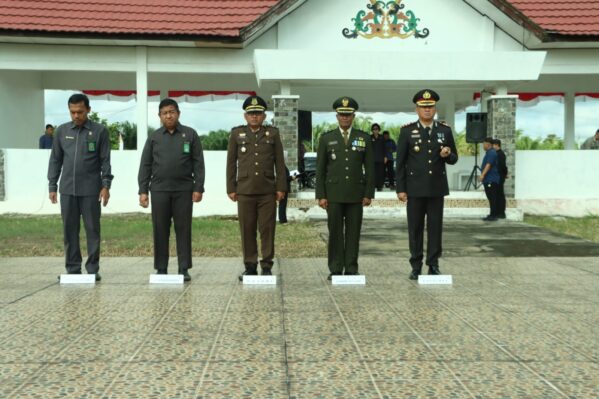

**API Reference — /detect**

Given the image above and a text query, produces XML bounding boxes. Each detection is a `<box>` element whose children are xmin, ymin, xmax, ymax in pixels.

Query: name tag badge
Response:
<box><xmin>183</xmin><ymin>142</ymin><xmax>190</xmax><ymax>154</ymax></box>
<box><xmin>87</xmin><ymin>141</ymin><xmax>96</xmax><ymax>152</ymax></box>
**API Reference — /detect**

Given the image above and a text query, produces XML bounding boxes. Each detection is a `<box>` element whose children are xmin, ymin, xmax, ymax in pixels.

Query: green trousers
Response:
<box><xmin>326</xmin><ymin>202</ymin><xmax>364</xmax><ymax>274</ymax></box>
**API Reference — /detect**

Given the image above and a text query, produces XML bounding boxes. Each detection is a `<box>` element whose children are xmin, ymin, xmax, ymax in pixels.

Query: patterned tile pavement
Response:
<box><xmin>0</xmin><ymin>250</ymin><xmax>597</xmax><ymax>398</ymax></box>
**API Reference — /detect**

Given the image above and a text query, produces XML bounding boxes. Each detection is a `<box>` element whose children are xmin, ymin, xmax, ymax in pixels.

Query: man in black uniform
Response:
<box><xmin>138</xmin><ymin>98</ymin><xmax>205</xmax><ymax>282</ymax></box>
<box><xmin>493</xmin><ymin>139</ymin><xmax>508</xmax><ymax>219</ymax></box>
<box><xmin>371</xmin><ymin>123</ymin><xmax>386</xmax><ymax>191</ymax></box>
<box><xmin>316</xmin><ymin>97</ymin><xmax>375</xmax><ymax>280</ymax></box>
<box><xmin>396</xmin><ymin>90</ymin><xmax>458</xmax><ymax>280</ymax></box>
<box><xmin>48</xmin><ymin>94</ymin><xmax>113</xmax><ymax>281</ymax></box>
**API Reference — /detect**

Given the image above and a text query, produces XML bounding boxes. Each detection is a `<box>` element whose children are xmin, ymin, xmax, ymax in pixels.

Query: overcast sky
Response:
<box><xmin>45</xmin><ymin>90</ymin><xmax>598</xmax><ymax>143</ymax></box>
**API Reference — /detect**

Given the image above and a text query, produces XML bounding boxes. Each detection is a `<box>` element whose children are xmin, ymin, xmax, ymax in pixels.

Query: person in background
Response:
<box><xmin>492</xmin><ymin>139</ymin><xmax>508</xmax><ymax>219</ymax></box>
<box><xmin>39</xmin><ymin>124</ymin><xmax>54</xmax><ymax>149</ymax></box>
<box><xmin>479</xmin><ymin>137</ymin><xmax>501</xmax><ymax>221</ymax></box>
<box><xmin>580</xmin><ymin>129</ymin><xmax>599</xmax><ymax>149</ymax></box>
<box><xmin>370</xmin><ymin>123</ymin><xmax>386</xmax><ymax>191</ymax></box>
<box><xmin>383</xmin><ymin>130</ymin><xmax>396</xmax><ymax>188</ymax></box>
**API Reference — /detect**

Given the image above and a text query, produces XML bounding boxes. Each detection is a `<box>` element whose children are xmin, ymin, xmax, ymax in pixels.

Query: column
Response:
<box><xmin>439</xmin><ymin>93</ymin><xmax>456</xmax><ymax>130</ymax></box>
<box><xmin>0</xmin><ymin>71</ymin><xmax>44</xmax><ymax>148</ymax></box>
<box><xmin>487</xmin><ymin>95</ymin><xmax>517</xmax><ymax>197</ymax></box>
<box><xmin>273</xmin><ymin>95</ymin><xmax>299</xmax><ymax>193</ymax></box>
<box><xmin>0</xmin><ymin>149</ymin><xmax>5</xmax><ymax>201</ymax></box>
<box><xmin>564</xmin><ymin>92</ymin><xmax>576</xmax><ymax>150</ymax></box>
<box><xmin>136</xmin><ymin>47</ymin><xmax>148</xmax><ymax>151</ymax></box>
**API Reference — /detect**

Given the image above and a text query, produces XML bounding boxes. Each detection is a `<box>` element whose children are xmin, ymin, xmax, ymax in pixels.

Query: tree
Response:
<box><xmin>88</xmin><ymin>112</ymin><xmax>152</xmax><ymax>150</ymax></box>
<box><xmin>200</xmin><ymin>129</ymin><xmax>230</xmax><ymax>150</ymax></box>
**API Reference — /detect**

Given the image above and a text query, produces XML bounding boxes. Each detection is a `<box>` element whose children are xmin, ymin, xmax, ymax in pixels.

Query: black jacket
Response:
<box><xmin>396</xmin><ymin>121</ymin><xmax>458</xmax><ymax>197</ymax></box>
<box><xmin>47</xmin><ymin>119</ymin><xmax>113</xmax><ymax>196</ymax></box>
<box><xmin>496</xmin><ymin>149</ymin><xmax>508</xmax><ymax>180</ymax></box>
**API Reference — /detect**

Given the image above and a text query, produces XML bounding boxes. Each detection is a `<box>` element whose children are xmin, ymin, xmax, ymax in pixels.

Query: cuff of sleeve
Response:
<box><xmin>49</xmin><ymin>185</ymin><xmax>57</xmax><ymax>193</ymax></box>
<box><xmin>102</xmin><ymin>180</ymin><xmax>111</xmax><ymax>189</ymax></box>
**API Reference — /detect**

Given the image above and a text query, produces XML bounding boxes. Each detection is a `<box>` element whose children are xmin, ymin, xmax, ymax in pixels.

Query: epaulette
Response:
<box><xmin>439</xmin><ymin>121</ymin><xmax>451</xmax><ymax>127</ymax></box>
<box><xmin>231</xmin><ymin>125</ymin><xmax>245</xmax><ymax>133</ymax></box>
<box><xmin>401</xmin><ymin>121</ymin><xmax>418</xmax><ymax>128</ymax></box>
<box><xmin>266</xmin><ymin>126</ymin><xmax>279</xmax><ymax>133</ymax></box>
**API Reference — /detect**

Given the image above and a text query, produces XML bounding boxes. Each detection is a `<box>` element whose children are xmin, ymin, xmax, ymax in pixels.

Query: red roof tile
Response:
<box><xmin>0</xmin><ymin>0</ymin><xmax>282</xmax><ymax>38</ymax></box>
<box><xmin>507</xmin><ymin>0</ymin><xmax>599</xmax><ymax>36</ymax></box>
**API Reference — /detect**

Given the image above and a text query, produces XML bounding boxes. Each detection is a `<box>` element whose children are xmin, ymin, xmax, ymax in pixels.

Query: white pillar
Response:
<box><xmin>0</xmin><ymin>71</ymin><xmax>44</xmax><ymax>149</ymax></box>
<box><xmin>439</xmin><ymin>93</ymin><xmax>456</xmax><ymax>129</ymax></box>
<box><xmin>136</xmin><ymin>47</ymin><xmax>148</xmax><ymax>151</ymax></box>
<box><xmin>564</xmin><ymin>92</ymin><xmax>576</xmax><ymax>150</ymax></box>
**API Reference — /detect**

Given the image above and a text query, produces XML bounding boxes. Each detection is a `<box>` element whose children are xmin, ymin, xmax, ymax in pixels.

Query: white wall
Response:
<box><xmin>277</xmin><ymin>0</ymin><xmax>516</xmax><ymax>51</ymax></box>
<box><xmin>2</xmin><ymin>149</ymin><xmax>598</xmax><ymax>216</ymax></box>
<box><xmin>0</xmin><ymin>149</ymin><xmax>236</xmax><ymax>216</ymax></box>
<box><xmin>0</xmin><ymin>71</ymin><xmax>45</xmax><ymax>149</ymax></box>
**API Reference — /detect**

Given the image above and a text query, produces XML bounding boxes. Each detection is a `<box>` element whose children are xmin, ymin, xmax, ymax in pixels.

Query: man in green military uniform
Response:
<box><xmin>316</xmin><ymin>97</ymin><xmax>375</xmax><ymax>280</ymax></box>
<box><xmin>396</xmin><ymin>89</ymin><xmax>458</xmax><ymax>280</ymax></box>
<box><xmin>226</xmin><ymin>96</ymin><xmax>286</xmax><ymax>281</ymax></box>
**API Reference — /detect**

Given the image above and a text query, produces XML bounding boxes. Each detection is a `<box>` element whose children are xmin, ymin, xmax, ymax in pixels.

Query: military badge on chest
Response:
<box><xmin>351</xmin><ymin>137</ymin><xmax>366</xmax><ymax>152</ymax></box>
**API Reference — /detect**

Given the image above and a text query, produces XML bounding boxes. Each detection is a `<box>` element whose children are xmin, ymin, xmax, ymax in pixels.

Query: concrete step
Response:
<box><xmin>288</xmin><ymin>191</ymin><xmax>522</xmax><ymax>221</ymax></box>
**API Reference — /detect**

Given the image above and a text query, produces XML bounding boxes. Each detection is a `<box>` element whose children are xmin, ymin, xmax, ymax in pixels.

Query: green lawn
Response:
<box><xmin>524</xmin><ymin>215</ymin><xmax>599</xmax><ymax>243</ymax></box>
<box><xmin>0</xmin><ymin>214</ymin><xmax>326</xmax><ymax>257</ymax></box>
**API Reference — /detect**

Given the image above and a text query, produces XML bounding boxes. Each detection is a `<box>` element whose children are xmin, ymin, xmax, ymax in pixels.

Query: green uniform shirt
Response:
<box><xmin>316</xmin><ymin>128</ymin><xmax>375</xmax><ymax>203</ymax></box>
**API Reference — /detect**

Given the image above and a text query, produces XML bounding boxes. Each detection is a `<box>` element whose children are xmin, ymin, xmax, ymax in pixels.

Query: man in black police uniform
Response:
<box><xmin>48</xmin><ymin>93</ymin><xmax>113</xmax><ymax>281</ymax></box>
<box><xmin>396</xmin><ymin>90</ymin><xmax>458</xmax><ymax>280</ymax></box>
<box><xmin>316</xmin><ymin>97</ymin><xmax>375</xmax><ymax>280</ymax></box>
<box><xmin>138</xmin><ymin>98</ymin><xmax>205</xmax><ymax>282</ymax></box>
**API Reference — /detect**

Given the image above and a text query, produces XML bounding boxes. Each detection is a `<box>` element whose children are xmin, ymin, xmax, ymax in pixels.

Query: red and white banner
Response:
<box><xmin>82</xmin><ymin>90</ymin><xmax>256</xmax><ymax>103</ymax></box>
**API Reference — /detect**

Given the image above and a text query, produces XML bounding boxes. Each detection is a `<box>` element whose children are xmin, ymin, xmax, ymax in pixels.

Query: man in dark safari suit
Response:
<box><xmin>226</xmin><ymin>96</ymin><xmax>286</xmax><ymax>281</ymax></box>
<box><xmin>396</xmin><ymin>90</ymin><xmax>458</xmax><ymax>280</ymax></box>
<box><xmin>316</xmin><ymin>97</ymin><xmax>375</xmax><ymax>280</ymax></box>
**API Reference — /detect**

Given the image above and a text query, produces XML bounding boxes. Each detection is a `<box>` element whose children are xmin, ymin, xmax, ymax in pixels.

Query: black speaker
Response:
<box><xmin>298</xmin><ymin>110</ymin><xmax>312</xmax><ymax>142</ymax></box>
<box><xmin>466</xmin><ymin>112</ymin><xmax>487</xmax><ymax>143</ymax></box>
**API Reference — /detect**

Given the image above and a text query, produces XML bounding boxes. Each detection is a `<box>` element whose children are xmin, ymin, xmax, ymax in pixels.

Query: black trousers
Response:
<box><xmin>151</xmin><ymin>191</ymin><xmax>193</xmax><ymax>272</ymax></box>
<box><xmin>327</xmin><ymin>202</ymin><xmax>363</xmax><ymax>274</ymax></box>
<box><xmin>384</xmin><ymin>160</ymin><xmax>395</xmax><ymax>187</ymax></box>
<box><xmin>278</xmin><ymin>195</ymin><xmax>288</xmax><ymax>223</ymax></box>
<box><xmin>60</xmin><ymin>195</ymin><xmax>101</xmax><ymax>274</ymax></box>
<box><xmin>406</xmin><ymin>196</ymin><xmax>444</xmax><ymax>270</ymax></box>
<box><xmin>497</xmin><ymin>179</ymin><xmax>506</xmax><ymax>216</ymax></box>
<box><xmin>484</xmin><ymin>182</ymin><xmax>499</xmax><ymax>217</ymax></box>
<box><xmin>374</xmin><ymin>162</ymin><xmax>385</xmax><ymax>190</ymax></box>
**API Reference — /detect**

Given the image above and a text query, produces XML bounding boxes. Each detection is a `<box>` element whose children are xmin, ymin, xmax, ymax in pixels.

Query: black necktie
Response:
<box><xmin>425</xmin><ymin>127</ymin><xmax>431</xmax><ymax>138</ymax></box>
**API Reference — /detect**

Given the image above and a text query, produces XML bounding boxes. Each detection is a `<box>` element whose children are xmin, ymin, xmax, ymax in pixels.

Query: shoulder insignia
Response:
<box><xmin>439</xmin><ymin>121</ymin><xmax>451</xmax><ymax>127</ymax></box>
<box><xmin>401</xmin><ymin>121</ymin><xmax>418</xmax><ymax>128</ymax></box>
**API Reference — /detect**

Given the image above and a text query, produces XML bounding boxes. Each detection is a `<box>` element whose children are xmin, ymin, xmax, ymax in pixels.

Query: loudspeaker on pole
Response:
<box><xmin>466</xmin><ymin>112</ymin><xmax>487</xmax><ymax>143</ymax></box>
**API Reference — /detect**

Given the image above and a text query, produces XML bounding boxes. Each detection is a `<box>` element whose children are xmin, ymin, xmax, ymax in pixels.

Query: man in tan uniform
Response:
<box><xmin>226</xmin><ymin>96</ymin><xmax>286</xmax><ymax>281</ymax></box>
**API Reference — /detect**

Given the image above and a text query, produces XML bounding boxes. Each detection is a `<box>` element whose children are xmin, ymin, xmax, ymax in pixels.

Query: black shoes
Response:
<box><xmin>156</xmin><ymin>270</ymin><xmax>167</xmax><ymax>275</ymax></box>
<box><xmin>262</xmin><ymin>269</ymin><xmax>272</xmax><ymax>276</ymax></box>
<box><xmin>497</xmin><ymin>213</ymin><xmax>506</xmax><ymax>219</ymax></box>
<box><xmin>482</xmin><ymin>215</ymin><xmax>498</xmax><ymax>221</ymax></box>
<box><xmin>327</xmin><ymin>272</ymin><xmax>342</xmax><ymax>281</ymax></box>
<box><xmin>95</xmin><ymin>273</ymin><xmax>102</xmax><ymax>282</ymax></box>
<box><xmin>344</xmin><ymin>272</ymin><xmax>359</xmax><ymax>275</ymax></box>
<box><xmin>409</xmin><ymin>270</ymin><xmax>421</xmax><ymax>280</ymax></box>
<box><xmin>428</xmin><ymin>266</ymin><xmax>441</xmax><ymax>275</ymax></box>
<box><xmin>238</xmin><ymin>269</ymin><xmax>258</xmax><ymax>281</ymax></box>
<box><xmin>181</xmin><ymin>271</ymin><xmax>191</xmax><ymax>282</ymax></box>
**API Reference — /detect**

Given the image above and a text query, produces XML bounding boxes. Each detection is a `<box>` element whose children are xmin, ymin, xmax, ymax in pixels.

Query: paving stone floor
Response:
<box><xmin>0</xmin><ymin>254</ymin><xmax>597</xmax><ymax>398</ymax></box>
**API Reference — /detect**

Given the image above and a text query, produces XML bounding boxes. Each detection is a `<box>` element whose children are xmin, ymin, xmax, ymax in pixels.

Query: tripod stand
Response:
<box><xmin>464</xmin><ymin>142</ymin><xmax>482</xmax><ymax>191</ymax></box>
